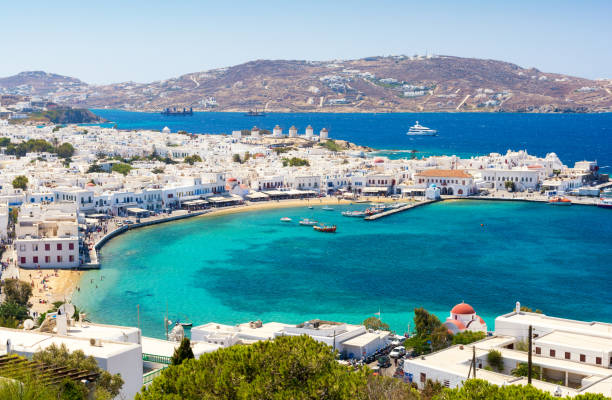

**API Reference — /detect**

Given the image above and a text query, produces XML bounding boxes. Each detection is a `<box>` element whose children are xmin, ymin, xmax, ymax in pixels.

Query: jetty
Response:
<box><xmin>365</xmin><ymin>200</ymin><xmax>437</xmax><ymax>220</ymax></box>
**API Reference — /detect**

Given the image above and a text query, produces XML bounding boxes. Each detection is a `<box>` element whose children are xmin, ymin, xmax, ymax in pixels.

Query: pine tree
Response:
<box><xmin>171</xmin><ymin>337</ymin><xmax>194</xmax><ymax>365</ymax></box>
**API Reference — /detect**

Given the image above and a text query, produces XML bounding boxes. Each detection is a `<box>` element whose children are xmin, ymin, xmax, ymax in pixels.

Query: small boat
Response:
<box><xmin>280</xmin><ymin>217</ymin><xmax>292</xmax><ymax>222</ymax></box>
<box><xmin>313</xmin><ymin>224</ymin><xmax>337</xmax><ymax>233</ymax></box>
<box><xmin>597</xmin><ymin>198</ymin><xmax>612</xmax><ymax>209</ymax></box>
<box><xmin>342</xmin><ymin>210</ymin><xmax>366</xmax><ymax>217</ymax></box>
<box><xmin>322</xmin><ymin>206</ymin><xmax>334</xmax><ymax>211</ymax></box>
<box><xmin>307</xmin><ymin>206</ymin><xmax>313</xmax><ymax>209</ymax></box>
<box><xmin>548</xmin><ymin>196</ymin><xmax>572</xmax><ymax>205</ymax></box>
<box><xmin>180</xmin><ymin>322</ymin><xmax>193</xmax><ymax>328</ymax></box>
<box><xmin>299</xmin><ymin>218</ymin><xmax>318</xmax><ymax>226</ymax></box>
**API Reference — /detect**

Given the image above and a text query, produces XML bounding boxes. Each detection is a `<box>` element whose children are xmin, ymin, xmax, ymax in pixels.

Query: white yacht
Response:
<box><xmin>406</xmin><ymin>121</ymin><xmax>437</xmax><ymax>136</ymax></box>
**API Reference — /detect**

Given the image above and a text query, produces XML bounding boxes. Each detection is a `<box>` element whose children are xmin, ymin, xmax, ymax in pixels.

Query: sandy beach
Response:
<box><xmin>20</xmin><ymin>268</ymin><xmax>83</xmax><ymax>314</ymax></box>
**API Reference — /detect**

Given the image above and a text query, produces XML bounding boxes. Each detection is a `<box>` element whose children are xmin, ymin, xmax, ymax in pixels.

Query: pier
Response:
<box><xmin>365</xmin><ymin>200</ymin><xmax>437</xmax><ymax>220</ymax></box>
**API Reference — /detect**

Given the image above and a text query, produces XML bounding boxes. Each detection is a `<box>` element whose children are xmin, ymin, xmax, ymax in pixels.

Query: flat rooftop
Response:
<box><xmin>496</xmin><ymin>312</ymin><xmax>612</xmax><ymax>339</ymax></box>
<box><xmin>535</xmin><ymin>330</ymin><xmax>612</xmax><ymax>352</ymax></box>
<box><xmin>141</xmin><ymin>336</ymin><xmax>220</xmax><ymax>358</ymax></box>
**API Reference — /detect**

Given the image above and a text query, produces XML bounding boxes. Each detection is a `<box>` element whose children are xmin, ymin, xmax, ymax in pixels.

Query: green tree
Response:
<box><xmin>56</xmin><ymin>143</ymin><xmax>75</xmax><ymax>159</ymax></box>
<box><xmin>414</xmin><ymin>308</ymin><xmax>443</xmax><ymax>338</ymax></box>
<box><xmin>0</xmin><ymin>137</ymin><xmax>10</xmax><ymax>147</ymax></box>
<box><xmin>111</xmin><ymin>162</ymin><xmax>132</xmax><ymax>176</ymax></box>
<box><xmin>0</xmin><ymin>301</ymin><xmax>29</xmax><ymax>327</ymax></box>
<box><xmin>422</xmin><ymin>379</ymin><xmax>444</xmax><ymax>400</ymax></box>
<box><xmin>171</xmin><ymin>337</ymin><xmax>195</xmax><ymax>366</ymax></box>
<box><xmin>430</xmin><ymin>325</ymin><xmax>452</xmax><ymax>351</ymax></box>
<box><xmin>0</xmin><ymin>377</ymin><xmax>60</xmax><ymax>400</ymax></box>
<box><xmin>152</xmin><ymin>167</ymin><xmax>165</xmax><ymax>174</ymax></box>
<box><xmin>137</xmin><ymin>335</ymin><xmax>369</xmax><ymax>399</ymax></box>
<box><xmin>363</xmin><ymin>316</ymin><xmax>390</xmax><ymax>331</ymax></box>
<box><xmin>282</xmin><ymin>157</ymin><xmax>310</xmax><ymax>167</ymax></box>
<box><xmin>451</xmin><ymin>331</ymin><xmax>485</xmax><ymax>345</ymax></box>
<box><xmin>184</xmin><ymin>155</ymin><xmax>202</xmax><ymax>165</ymax></box>
<box><xmin>504</xmin><ymin>180</ymin><xmax>515</xmax><ymax>191</ymax></box>
<box><xmin>511</xmin><ymin>362</ymin><xmax>541</xmax><ymax>378</ymax></box>
<box><xmin>86</xmin><ymin>163</ymin><xmax>105</xmax><ymax>173</ymax></box>
<box><xmin>1</xmin><ymin>278</ymin><xmax>32</xmax><ymax>306</ymax></box>
<box><xmin>12</xmin><ymin>175</ymin><xmax>29</xmax><ymax>190</ymax></box>
<box><xmin>232</xmin><ymin>153</ymin><xmax>241</xmax><ymax>163</ymax></box>
<box><xmin>487</xmin><ymin>349</ymin><xmax>504</xmax><ymax>372</ymax></box>
<box><xmin>33</xmin><ymin>344</ymin><xmax>123</xmax><ymax>399</ymax></box>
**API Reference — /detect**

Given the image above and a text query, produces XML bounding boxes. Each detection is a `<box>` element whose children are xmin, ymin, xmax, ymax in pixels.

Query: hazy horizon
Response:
<box><xmin>2</xmin><ymin>0</ymin><xmax>611</xmax><ymax>84</ymax></box>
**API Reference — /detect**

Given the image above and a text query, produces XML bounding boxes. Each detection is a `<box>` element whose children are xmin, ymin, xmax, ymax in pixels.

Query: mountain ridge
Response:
<box><xmin>1</xmin><ymin>55</ymin><xmax>611</xmax><ymax>113</ymax></box>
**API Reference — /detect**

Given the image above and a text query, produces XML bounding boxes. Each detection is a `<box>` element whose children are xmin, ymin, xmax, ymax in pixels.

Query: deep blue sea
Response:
<box><xmin>90</xmin><ymin>110</ymin><xmax>612</xmax><ymax>170</ymax></box>
<box><xmin>73</xmin><ymin>201</ymin><xmax>612</xmax><ymax>338</ymax></box>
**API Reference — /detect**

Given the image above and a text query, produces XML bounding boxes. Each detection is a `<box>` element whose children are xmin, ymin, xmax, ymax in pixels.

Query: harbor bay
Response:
<box><xmin>73</xmin><ymin>200</ymin><xmax>612</xmax><ymax>338</ymax></box>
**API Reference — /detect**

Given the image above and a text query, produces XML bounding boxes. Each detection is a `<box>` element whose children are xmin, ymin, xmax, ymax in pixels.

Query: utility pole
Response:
<box><xmin>472</xmin><ymin>346</ymin><xmax>476</xmax><ymax>378</ymax></box>
<box><xmin>528</xmin><ymin>325</ymin><xmax>533</xmax><ymax>384</ymax></box>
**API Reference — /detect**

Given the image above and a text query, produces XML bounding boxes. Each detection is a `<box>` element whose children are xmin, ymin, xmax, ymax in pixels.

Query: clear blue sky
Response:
<box><xmin>2</xmin><ymin>0</ymin><xmax>610</xmax><ymax>84</ymax></box>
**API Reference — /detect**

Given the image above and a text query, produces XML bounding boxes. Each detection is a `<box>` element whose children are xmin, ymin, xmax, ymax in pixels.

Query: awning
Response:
<box><xmin>363</xmin><ymin>187</ymin><xmax>389</xmax><ymax>193</ymax></box>
<box><xmin>246</xmin><ymin>192</ymin><xmax>269</xmax><ymax>199</ymax></box>
<box><xmin>126</xmin><ymin>207</ymin><xmax>150</xmax><ymax>214</ymax></box>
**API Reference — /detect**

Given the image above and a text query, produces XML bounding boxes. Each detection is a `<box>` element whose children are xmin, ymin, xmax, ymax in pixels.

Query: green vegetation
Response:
<box><xmin>362</xmin><ymin>316</ymin><xmax>390</xmax><ymax>331</ymax></box>
<box><xmin>56</xmin><ymin>142</ymin><xmax>75</xmax><ymax>159</ymax></box>
<box><xmin>0</xmin><ymin>138</ymin><xmax>75</xmax><ymax>159</ymax></box>
<box><xmin>451</xmin><ymin>331</ymin><xmax>485</xmax><ymax>345</ymax></box>
<box><xmin>138</xmin><ymin>335</ymin><xmax>422</xmax><ymax>400</ymax></box>
<box><xmin>111</xmin><ymin>163</ymin><xmax>132</xmax><ymax>176</ymax></box>
<box><xmin>33</xmin><ymin>343</ymin><xmax>124</xmax><ymax>399</ymax></box>
<box><xmin>273</xmin><ymin>146</ymin><xmax>293</xmax><ymax>155</ymax></box>
<box><xmin>37</xmin><ymin>301</ymin><xmax>82</xmax><ymax>326</ymax></box>
<box><xmin>0</xmin><ymin>279</ymin><xmax>32</xmax><ymax>328</ymax></box>
<box><xmin>232</xmin><ymin>153</ymin><xmax>251</xmax><ymax>164</ymax></box>
<box><xmin>12</xmin><ymin>175</ymin><xmax>28</xmax><ymax>190</ymax></box>
<box><xmin>171</xmin><ymin>338</ymin><xmax>195</xmax><ymax>366</ymax></box>
<box><xmin>27</xmin><ymin>108</ymin><xmax>102</xmax><ymax>124</ymax></box>
<box><xmin>413</xmin><ymin>308</ymin><xmax>451</xmax><ymax>352</ymax></box>
<box><xmin>318</xmin><ymin>139</ymin><xmax>341</xmax><ymax>152</ymax></box>
<box><xmin>435</xmin><ymin>379</ymin><xmax>607</xmax><ymax>400</ymax></box>
<box><xmin>152</xmin><ymin>167</ymin><xmax>165</xmax><ymax>174</ymax></box>
<box><xmin>87</xmin><ymin>163</ymin><xmax>105</xmax><ymax>173</ymax></box>
<box><xmin>487</xmin><ymin>349</ymin><xmax>504</xmax><ymax>372</ymax></box>
<box><xmin>520</xmin><ymin>306</ymin><xmax>543</xmax><ymax>314</ymax></box>
<box><xmin>232</xmin><ymin>153</ymin><xmax>241</xmax><ymax>163</ymax></box>
<box><xmin>184</xmin><ymin>154</ymin><xmax>202</xmax><ymax>165</ymax></box>
<box><xmin>511</xmin><ymin>362</ymin><xmax>541</xmax><ymax>378</ymax></box>
<box><xmin>282</xmin><ymin>157</ymin><xmax>310</xmax><ymax>167</ymax></box>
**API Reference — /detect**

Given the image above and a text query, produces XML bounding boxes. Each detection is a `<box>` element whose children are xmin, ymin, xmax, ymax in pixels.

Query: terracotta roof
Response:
<box><xmin>416</xmin><ymin>169</ymin><xmax>473</xmax><ymax>178</ymax></box>
<box><xmin>451</xmin><ymin>302</ymin><xmax>475</xmax><ymax>315</ymax></box>
<box><xmin>446</xmin><ymin>319</ymin><xmax>466</xmax><ymax>330</ymax></box>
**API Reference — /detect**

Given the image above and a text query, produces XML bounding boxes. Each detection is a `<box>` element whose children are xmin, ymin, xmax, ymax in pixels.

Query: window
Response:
<box><xmin>69</xmin><ymin>255</ymin><xmax>74</xmax><ymax>262</ymax></box>
<box><xmin>580</xmin><ymin>354</ymin><xmax>585</xmax><ymax>362</ymax></box>
<box><xmin>33</xmin><ymin>256</ymin><xmax>38</xmax><ymax>264</ymax></box>
<box><xmin>20</xmin><ymin>257</ymin><xmax>26</xmax><ymax>264</ymax></box>
<box><xmin>565</xmin><ymin>352</ymin><xmax>570</xmax><ymax>359</ymax></box>
<box><xmin>57</xmin><ymin>256</ymin><xmax>62</xmax><ymax>262</ymax></box>
<box><xmin>596</xmin><ymin>357</ymin><xmax>602</xmax><ymax>365</ymax></box>
<box><xmin>33</xmin><ymin>244</ymin><xmax>38</xmax><ymax>251</ymax></box>
<box><xmin>57</xmin><ymin>243</ymin><xmax>62</xmax><ymax>251</ymax></box>
<box><xmin>45</xmin><ymin>256</ymin><xmax>50</xmax><ymax>263</ymax></box>
<box><xmin>535</xmin><ymin>347</ymin><xmax>541</xmax><ymax>355</ymax></box>
<box><xmin>69</xmin><ymin>243</ymin><xmax>74</xmax><ymax>250</ymax></box>
<box><xmin>420</xmin><ymin>373</ymin><xmax>426</xmax><ymax>383</ymax></box>
<box><xmin>45</xmin><ymin>243</ymin><xmax>50</xmax><ymax>251</ymax></box>
<box><xmin>19</xmin><ymin>244</ymin><xmax>25</xmax><ymax>251</ymax></box>
<box><xmin>550</xmin><ymin>349</ymin><xmax>556</xmax><ymax>357</ymax></box>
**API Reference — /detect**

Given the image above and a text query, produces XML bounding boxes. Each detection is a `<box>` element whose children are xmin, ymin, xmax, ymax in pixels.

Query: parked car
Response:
<box><xmin>123</xmin><ymin>219</ymin><xmax>134</xmax><ymax>225</ymax></box>
<box><xmin>377</xmin><ymin>355</ymin><xmax>391</xmax><ymax>368</ymax></box>
<box><xmin>389</xmin><ymin>346</ymin><xmax>406</xmax><ymax>359</ymax></box>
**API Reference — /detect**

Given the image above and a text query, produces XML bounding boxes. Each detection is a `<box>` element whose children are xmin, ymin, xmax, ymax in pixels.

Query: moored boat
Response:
<box><xmin>597</xmin><ymin>198</ymin><xmax>612</xmax><ymax>209</ymax></box>
<box><xmin>342</xmin><ymin>210</ymin><xmax>366</xmax><ymax>217</ymax></box>
<box><xmin>548</xmin><ymin>196</ymin><xmax>572</xmax><ymax>205</ymax></box>
<box><xmin>280</xmin><ymin>217</ymin><xmax>292</xmax><ymax>222</ymax></box>
<box><xmin>299</xmin><ymin>218</ymin><xmax>318</xmax><ymax>226</ymax></box>
<box><xmin>313</xmin><ymin>224</ymin><xmax>337</xmax><ymax>233</ymax></box>
<box><xmin>406</xmin><ymin>121</ymin><xmax>437</xmax><ymax>136</ymax></box>
<box><xmin>322</xmin><ymin>206</ymin><xmax>334</xmax><ymax>211</ymax></box>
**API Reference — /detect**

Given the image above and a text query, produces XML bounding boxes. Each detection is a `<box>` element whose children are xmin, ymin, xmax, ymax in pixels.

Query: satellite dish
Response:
<box><xmin>23</xmin><ymin>319</ymin><xmax>35</xmax><ymax>330</ymax></box>
<box><xmin>58</xmin><ymin>303</ymin><xmax>75</xmax><ymax>318</ymax></box>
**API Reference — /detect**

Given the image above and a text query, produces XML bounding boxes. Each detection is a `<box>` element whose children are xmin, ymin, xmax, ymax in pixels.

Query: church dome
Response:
<box><xmin>451</xmin><ymin>302</ymin><xmax>475</xmax><ymax>315</ymax></box>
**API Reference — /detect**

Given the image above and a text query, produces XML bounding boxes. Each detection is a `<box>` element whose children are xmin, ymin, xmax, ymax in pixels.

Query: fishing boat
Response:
<box><xmin>280</xmin><ymin>217</ymin><xmax>292</xmax><ymax>222</ymax></box>
<box><xmin>322</xmin><ymin>206</ymin><xmax>334</xmax><ymax>211</ymax></box>
<box><xmin>342</xmin><ymin>210</ymin><xmax>366</xmax><ymax>217</ymax></box>
<box><xmin>406</xmin><ymin>121</ymin><xmax>437</xmax><ymax>136</ymax></box>
<box><xmin>548</xmin><ymin>196</ymin><xmax>572</xmax><ymax>205</ymax></box>
<box><xmin>313</xmin><ymin>224</ymin><xmax>337</xmax><ymax>233</ymax></box>
<box><xmin>597</xmin><ymin>198</ymin><xmax>612</xmax><ymax>209</ymax></box>
<box><xmin>299</xmin><ymin>218</ymin><xmax>318</xmax><ymax>226</ymax></box>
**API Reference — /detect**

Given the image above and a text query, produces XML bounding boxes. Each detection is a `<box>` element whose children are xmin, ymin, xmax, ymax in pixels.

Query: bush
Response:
<box><xmin>171</xmin><ymin>337</ymin><xmax>194</xmax><ymax>365</ymax></box>
<box><xmin>12</xmin><ymin>175</ymin><xmax>28</xmax><ymax>190</ymax></box>
<box><xmin>184</xmin><ymin>155</ymin><xmax>202</xmax><ymax>165</ymax></box>
<box><xmin>111</xmin><ymin>162</ymin><xmax>132</xmax><ymax>176</ymax></box>
<box><xmin>487</xmin><ymin>349</ymin><xmax>504</xmax><ymax>371</ymax></box>
<box><xmin>452</xmin><ymin>331</ymin><xmax>485</xmax><ymax>345</ymax></box>
<box><xmin>363</xmin><ymin>316</ymin><xmax>390</xmax><ymax>331</ymax></box>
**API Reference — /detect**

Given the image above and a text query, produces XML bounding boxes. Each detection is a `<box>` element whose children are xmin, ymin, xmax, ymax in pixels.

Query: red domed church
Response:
<box><xmin>443</xmin><ymin>302</ymin><xmax>487</xmax><ymax>334</ymax></box>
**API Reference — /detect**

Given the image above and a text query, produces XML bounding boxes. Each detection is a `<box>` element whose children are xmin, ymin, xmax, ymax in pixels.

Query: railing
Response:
<box><xmin>143</xmin><ymin>366</ymin><xmax>168</xmax><ymax>385</ymax></box>
<box><xmin>142</xmin><ymin>353</ymin><xmax>171</xmax><ymax>364</ymax></box>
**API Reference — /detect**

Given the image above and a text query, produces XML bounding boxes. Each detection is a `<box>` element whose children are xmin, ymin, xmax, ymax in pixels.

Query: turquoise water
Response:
<box><xmin>73</xmin><ymin>201</ymin><xmax>612</xmax><ymax>338</ymax></box>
